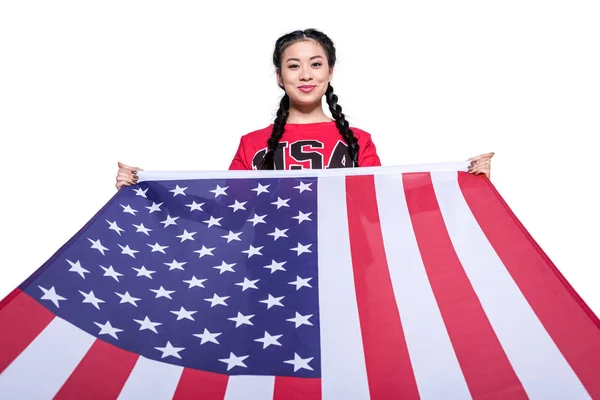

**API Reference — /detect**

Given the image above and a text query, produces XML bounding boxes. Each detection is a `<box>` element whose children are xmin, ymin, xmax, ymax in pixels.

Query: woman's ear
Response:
<box><xmin>329</xmin><ymin>67</ymin><xmax>334</xmax><ymax>82</ymax></box>
<box><xmin>276</xmin><ymin>69</ymin><xmax>283</xmax><ymax>87</ymax></box>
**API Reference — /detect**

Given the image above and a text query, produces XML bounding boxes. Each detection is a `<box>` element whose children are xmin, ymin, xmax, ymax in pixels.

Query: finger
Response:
<box><xmin>118</xmin><ymin>161</ymin><xmax>135</xmax><ymax>170</ymax></box>
<box><xmin>468</xmin><ymin>152</ymin><xmax>495</xmax><ymax>162</ymax></box>
<box><xmin>475</xmin><ymin>169</ymin><xmax>490</xmax><ymax>177</ymax></box>
<box><xmin>117</xmin><ymin>175</ymin><xmax>137</xmax><ymax>185</ymax></box>
<box><xmin>469</xmin><ymin>165</ymin><xmax>489</xmax><ymax>174</ymax></box>
<box><xmin>116</xmin><ymin>176</ymin><xmax>137</xmax><ymax>186</ymax></box>
<box><xmin>118</xmin><ymin>161</ymin><xmax>144</xmax><ymax>172</ymax></box>
<box><xmin>116</xmin><ymin>180</ymin><xmax>132</xmax><ymax>189</ymax></box>
<box><xmin>472</xmin><ymin>159</ymin><xmax>491</xmax><ymax>169</ymax></box>
<box><xmin>117</xmin><ymin>171</ymin><xmax>136</xmax><ymax>179</ymax></box>
<box><xmin>474</xmin><ymin>160</ymin><xmax>491</xmax><ymax>169</ymax></box>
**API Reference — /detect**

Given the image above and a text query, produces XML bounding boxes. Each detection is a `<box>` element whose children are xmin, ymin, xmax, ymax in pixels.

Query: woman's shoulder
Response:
<box><xmin>240</xmin><ymin>124</ymin><xmax>273</xmax><ymax>141</ymax></box>
<box><xmin>239</xmin><ymin>122</ymin><xmax>375</xmax><ymax>143</ymax></box>
<box><xmin>349</xmin><ymin>125</ymin><xmax>375</xmax><ymax>141</ymax></box>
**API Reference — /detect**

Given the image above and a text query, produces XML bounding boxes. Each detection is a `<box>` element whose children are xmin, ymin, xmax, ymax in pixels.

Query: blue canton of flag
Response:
<box><xmin>23</xmin><ymin>177</ymin><xmax>320</xmax><ymax>377</ymax></box>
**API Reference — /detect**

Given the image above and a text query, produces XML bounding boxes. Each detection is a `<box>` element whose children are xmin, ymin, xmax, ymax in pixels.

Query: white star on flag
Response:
<box><xmin>88</xmin><ymin>238</ymin><xmax>109</xmax><ymax>255</ymax></box>
<box><xmin>146</xmin><ymin>202</ymin><xmax>163</xmax><ymax>213</ymax></box>
<box><xmin>170</xmin><ymin>306</ymin><xmax>197</xmax><ymax>321</ymax></box>
<box><xmin>94</xmin><ymin>321</ymin><xmax>123</xmax><ymax>340</ymax></box>
<box><xmin>213</xmin><ymin>261</ymin><xmax>236</xmax><ymax>274</ymax></box>
<box><xmin>289</xmin><ymin>276</ymin><xmax>313</xmax><ymax>290</ymax></box>
<box><xmin>235</xmin><ymin>277</ymin><xmax>259</xmax><ymax>291</ymax></box>
<box><xmin>292</xmin><ymin>211</ymin><xmax>312</xmax><ymax>224</ymax></box>
<box><xmin>134</xmin><ymin>316</ymin><xmax>162</xmax><ymax>333</ymax></box>
<box><xmin>116</xmin><ymin>291</ymin><xmax>141</xmax><ymax>306</ymax></box>
<box><xmin>176</xmin><ymin>230</ymin><xmax>196</xmax><ymax>242</ymax></box>
<box><xmin>39</xmin><ymin>286</ymin><xmax>66</xmax><ymax>308</ymax></box>
<box><xmin>154</xmin><ymin>341</ymin><xmax>185</xmax><ymax>359</ymax></box>
<box><xmin>203</xmin><ymin>216</ymin><xmax>223</xmax><ymax>228</ymax></box>
<box><xmin>210</xmin><ymin>185</ymin><xmax>228</xmax><ymax>198</ymax></box>
<box><xmin>247</xmin><ymin>213</ymin><xmax>267</xmax><ymax>226</ymax></box>
<box><xmin>293</xmin><ymin>181</ymin><xmax>312</xmax><ymax>193</ymax></box>
<box><xmin>120</xmin><ymin>204</ymin><xmax>138</xmax><ymax>215</ymax></box>
<box><xmin>183</xmin><ymin>276</ymin><xmax>207</xmax><ymax>288</ymax></box>
<box><xmin>242</xmin><ymin>245</ymin><xmax>263</xmax><ymax>258</ymax></box>
<box><xmin>263</xmin><ymin>259</ymin><xmax>287</xmax><ymax>274</ymax></box>
<box><xmin>219</xmin><ymin>352</ymin><xmax>248</xmax><ymax>371</ymax></box>
<box><xmin>148</xmin><ymin>242</ymin><xmax>169</xmax><ymax>254</ymax></box>
<box><xmin>106</xmin><ymin>220</ymin><xmax>124</xmax><ymax>235</ymax></box>
<box><xmin>134</xmin><ymin>187</ymin><xmax>148</xmax><ymax>198</ymax></box>
<box><xmin>79</xmin><ymin>290</ymin><xmax>105</xmax><ymax>309</ymax></box>
<box><xmin>193</xmin><ymin>328</ymin><xmax>221</xmax><ymax>345</ymax></box>
<box><xmin>228</xmin><ymin>200</ymin><xmax>247</xmax><ymax>212</ymax></box>
<box><xmin>291</xmin><ymin>242</ymin><xmax>312</xmax><ymax>256</ymax></box>
<box><xmin>67</xmin><ymin>259</ymin><xmax>89</xmax><ymax>279</ymax></box>
<box><xmin>132</xmin><ymin>266</ymin><xmax>155</xmax><ymax>279</ymax></box>
<box><xmin>133</xmin><ymin>223</ymin><xmax>152</xmax><ymax>235</ymax></box>
<box><xmin>268</xmin><ymin>227</ymin><xmax>289</xmax><ymax>241</ymax></box>
<box><xmin>100</xmin><ymin>265</ymin><xmax>123</xmax><ymax>282</ymax></box>
<box><xmin>204</xmin><ymin>293</ymin><xmax>230</xmax><ymax>307</ymax></box>
<box><xmin>255</xmin><ymin>331</ymin><xmax>283</xmax><ymax>349</ymax></box>
<box><xmin>228</xmin><ymin>312</ymin><xmax>255</xmax><ymax>327</ymax></box>
<box><xmin>251</xmin><ymin>183</ymin><xmax>270</xmax><ymax>195</ymax></box>
<box><xmin>150</xmin><ymin>286</ymin><xmax>175</xmax><ymax>299</ymax></box>
<box><xmin>194</xmin><ymin>245</ymin><xmax>215</xmax><ymax>258</ymax></box>
<box><xmin>185</xmin><ymin>201</ymin><xmax>204</xmax><ymax>211</ymax></box>
<box><xmin>118</xmin><ymin>244</ymin><xmax>139</xmax><ymax>258</ymax></box>
<box><xmin>221</xmin><ymin>231</ymin><xmax>242</xmax><ymax>243</ymax></box>
<box><xmin>164</xmin><ymin>259</ymin><xmax>187</xmax><ymax>271</ymax></box>
<box><xmin>160</xmin><ymin>215</ymin><xmax>179</xmax><ymax>228</ymax></box>
<box><xmin>286</xmin><ymin>312</ymin><xmax>313</xmax><ymax>328</ymax></box>
<box><xmin>284</xmin><ymin>353</ymin><xmax>314</xmax><ymax>372</ymax></box>
<box><xmin>259</xmin><ymin>294</ymin><xmax>285</xmax><ymax>309</ymax></box>
<box><xmin>169</xmin><ymin>185</ymin><xmax>187</xmax><ymax>197</ymax></box>
<box><xmin>271</xmin><ymin>197</ymin><xmax>291</xmax><ymax>209</ymax></box>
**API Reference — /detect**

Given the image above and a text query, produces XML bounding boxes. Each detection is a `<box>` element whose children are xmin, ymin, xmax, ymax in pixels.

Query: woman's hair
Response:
<box><xmin>259</xmin><ymin>29</ymin><xmax>359</xmax><ymax>170</ymax></box>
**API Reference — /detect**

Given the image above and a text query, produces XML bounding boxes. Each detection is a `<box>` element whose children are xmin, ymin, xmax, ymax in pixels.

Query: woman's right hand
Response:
<box><xmin>115</xmin><ymin>161</ymin><xmax>143</xmax><ymax>190</ymax></box>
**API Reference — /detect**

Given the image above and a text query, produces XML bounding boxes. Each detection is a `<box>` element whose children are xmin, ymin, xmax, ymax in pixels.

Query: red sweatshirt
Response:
<box><xmin>229</xmin><ymin>121</ymin><xmax>381</xmax><ymax>170</ymax></box>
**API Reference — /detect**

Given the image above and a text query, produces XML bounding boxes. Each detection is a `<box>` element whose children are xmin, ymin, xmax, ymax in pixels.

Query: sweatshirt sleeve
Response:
<box><xmin>358</xmin><ymin>132</ymin><xmax>382</xmax><ymax>167</ymax></box>
<box><xmin>229</xmin><ymin>136</ymin><xmax>251</xmax><ymax>170</ymax></box>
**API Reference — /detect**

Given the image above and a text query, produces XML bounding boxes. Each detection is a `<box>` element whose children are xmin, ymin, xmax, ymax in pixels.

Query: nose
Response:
<box><xmin>299</xmin><ymin>67</ymin><xmax>313</xmax><ymax>82</ymax></box>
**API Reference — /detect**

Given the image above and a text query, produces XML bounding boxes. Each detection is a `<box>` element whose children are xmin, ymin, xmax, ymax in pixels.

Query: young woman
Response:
<box><xmin>115</xmin><ymin>29</ymin><xmax>493</xmax><ymax>188</ymax></box>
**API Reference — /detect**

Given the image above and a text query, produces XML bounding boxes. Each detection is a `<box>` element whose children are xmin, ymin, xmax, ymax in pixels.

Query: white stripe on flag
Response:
<box><xmin>224</xmin><ymin>375</ymin><xmax>274</xmax><ymax>400</ymax></box>
<box><xmin>317</xmin><ymin>176</ymin><xmax>370</xmax><ymax>400</ymax></box>
<box><xmin>374</xmin><ymin>174</ymin><xmax>472</xmax><ymax>400</ymax></box>
<box><xmin>0</xmin><ymin>316</ymin><xmax>95</xmax><ymax>399</ymax></box>
<box><xmin>117</xmin><ymin>356</ymin><xmax>183</xmax><ymax>400</ymax></box>
<box><xmin>431</xmin><ymin>171</ymin><xmax>591</xmax><ymax>399</ymax></box>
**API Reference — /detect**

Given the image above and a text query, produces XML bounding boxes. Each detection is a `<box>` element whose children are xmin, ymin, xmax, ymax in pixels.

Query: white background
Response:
<box><xmin>1</xmin><ymin>1</ymin><xmax>598</xmax><ymax>315</ymax></box>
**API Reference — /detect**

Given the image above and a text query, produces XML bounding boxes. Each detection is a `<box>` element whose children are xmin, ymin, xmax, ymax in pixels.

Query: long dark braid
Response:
<box><xmin>260</xmin><ymin>28</ymin><xmax>358</xmax><ymax>170</ymax></box>
<box><xmin>325</xmin><ymin>84</ymin><xmax>359</xmax><ymax>166</ymax></box>
<box><xmin>259</xmin><ymin>94</ymin><xmax>290</xmax><ymax>170</ymax></box>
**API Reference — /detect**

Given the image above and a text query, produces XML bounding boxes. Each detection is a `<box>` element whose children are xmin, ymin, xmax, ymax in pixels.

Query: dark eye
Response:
<box><xmin>288</xmin><ymin>64</ymin><xmax>299</xmax><ymax>69</ymax></box>
<box><xmin>312</xmin><ymin>62</ymin><xmax>322</xmax><ymax>68</ymax></box>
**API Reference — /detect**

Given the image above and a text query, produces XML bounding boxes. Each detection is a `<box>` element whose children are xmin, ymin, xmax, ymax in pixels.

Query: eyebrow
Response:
<box><xmin>285</xmin><ymin>55</ymin><xmax>324</xmax><ymax>62</ymax></box>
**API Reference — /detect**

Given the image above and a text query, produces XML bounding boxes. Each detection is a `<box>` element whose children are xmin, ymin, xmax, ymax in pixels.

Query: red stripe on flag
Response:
<box><xmin>404</xmin><ymin>172</ymin><xmax>528</xmax><ymax>399</ymax></box>
<box><xmin>345</xmin><ymin>175</ymin><xmax>420</xmax><ymax>399</ymax></box>
<box><xmin>273</xmin><ymin>376</ymin><xmax>321</xmax><ymax>400</ymax></box>
<box><xmin>172</xmin><ymin>368</ymin><xmax>228</xmax><ymax>400</ymax></box>
<box><xmin>459</xmin><ymin>172</ymin><xmax>600</xmax><ymax>397</ymax></box>
<box><xmin>0</xmin><ymin>289</ymin><xmax>54</xmax><ymax>374</ymax></box>
<box><xmin>54</xmin><ymin>338</ymin><xmax>138</xmax><ymax>399</ymax></box>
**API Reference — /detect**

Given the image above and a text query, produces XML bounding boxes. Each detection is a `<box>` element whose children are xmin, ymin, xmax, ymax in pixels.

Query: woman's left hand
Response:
<box><xmin>468</xmin><ymin>152</ymin><xmax>495</xmax><ymax>179</ymax></box>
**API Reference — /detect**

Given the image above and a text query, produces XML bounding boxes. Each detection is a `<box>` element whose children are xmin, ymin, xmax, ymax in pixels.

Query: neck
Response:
<box><xmin>286</xmin><ymin>99</ymin><xmax>331</xmax><ymax>124</ymax></box>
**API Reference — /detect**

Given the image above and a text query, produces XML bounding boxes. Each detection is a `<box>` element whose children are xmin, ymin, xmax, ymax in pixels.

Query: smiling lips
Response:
<box><xmin>298</xmin><ymin>85</ymin><xmax>316</xmax><ymax>93</ymax></box>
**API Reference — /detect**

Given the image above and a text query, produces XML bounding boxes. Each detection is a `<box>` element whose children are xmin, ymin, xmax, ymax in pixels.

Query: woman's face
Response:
<box><xmin>277</xmin><ymin>39</ymin><xmax>333</xmax><ymax>108</ymax></box>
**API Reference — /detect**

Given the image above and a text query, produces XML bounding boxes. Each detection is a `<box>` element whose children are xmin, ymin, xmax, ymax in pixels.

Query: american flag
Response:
<box><xmin>1</xmin><ymin>163</ymin><xmax>599</xmax><ymax>399</ymax></box>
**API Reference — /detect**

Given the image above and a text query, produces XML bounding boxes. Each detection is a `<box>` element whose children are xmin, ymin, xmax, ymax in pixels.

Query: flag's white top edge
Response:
<box><xmin>137</xmin><ymin>161</ymin><xmax>469</xmax><ymax>181</ymax></box>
